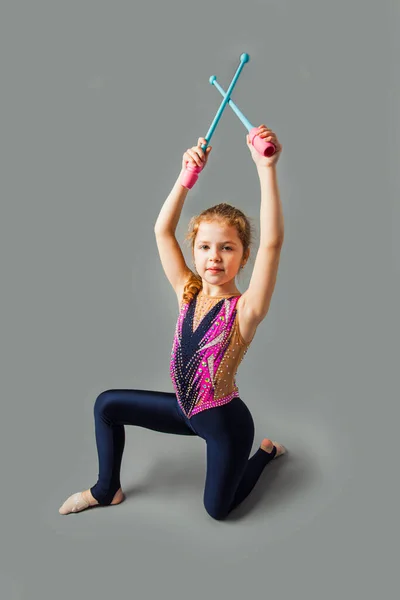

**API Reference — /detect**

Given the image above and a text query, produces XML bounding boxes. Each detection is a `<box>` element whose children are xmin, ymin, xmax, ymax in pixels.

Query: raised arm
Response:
<box><xmin>154</xmin><ymin>137</ymin><xmax>211</xmax><ymax>234</ymax></box>
<box><xmin>154</xmin><ymin>138</ymin><xmax>211</xmax><ymax>294</ymax></box>
<box><xmin>154</xmin><ymin>168</ymin><xmax>192</xmax><ymax>293</ymax></box>
<box><xmin>241</xmin><ymin>126</ymin><xmax>284</xmax><ymax>321</ymax></box>
<box><xmin>154</xmin><ymin>167</ymin><xmax>189</xmax><ymax>235</ymax></box>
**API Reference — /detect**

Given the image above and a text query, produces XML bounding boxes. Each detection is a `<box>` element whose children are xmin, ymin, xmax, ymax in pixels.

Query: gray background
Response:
<box><xmin>1</xmin><ymin>0</ymin><xmax>398</xmax><ymax>598</ymax></box>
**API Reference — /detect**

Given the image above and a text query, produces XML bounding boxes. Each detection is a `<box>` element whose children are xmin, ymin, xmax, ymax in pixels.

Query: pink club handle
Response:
<box><xmin>181</xmin><ymin>163</ymin><xmax>204</xmax><ymax>190</ymax></box>
<box><xmin>249</xmin><ymin>127</ymin><xmax>276</xmax><ymax>157</ymax></box>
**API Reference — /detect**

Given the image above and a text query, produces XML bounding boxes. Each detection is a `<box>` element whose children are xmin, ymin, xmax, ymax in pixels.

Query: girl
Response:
<box><xmin>59</xmin><ymin>125</ymin><xmax>287</xmax><ymax>520</ymax></box>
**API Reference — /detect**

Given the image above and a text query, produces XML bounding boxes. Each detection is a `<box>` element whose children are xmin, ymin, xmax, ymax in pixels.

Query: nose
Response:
<box><xmin>209</xmin><ymin>248</ymin><xmax>222</xmax><ymax>260</ymax></box>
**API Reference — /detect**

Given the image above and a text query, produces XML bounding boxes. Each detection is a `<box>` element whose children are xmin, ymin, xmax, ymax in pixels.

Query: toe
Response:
<box><xmin>272</xmin><ymin>441</ymin><xmax>287</xmax><ymax>457</ymax></box>
<box><xmin>58</xmin><ymin>491</ymin><xmax>90</xmax><ymax>515</ymax></box>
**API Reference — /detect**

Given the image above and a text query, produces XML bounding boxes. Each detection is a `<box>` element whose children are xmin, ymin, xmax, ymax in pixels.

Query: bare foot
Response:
<box><xmin>59</xmin><ymin>487</ymin><xmax>125</xmax><ymax>515</ymax></box>
<box><xmin>260</xmin><ymin>438</ymin><xmax>287</xmax><ymax>458</ymax></box>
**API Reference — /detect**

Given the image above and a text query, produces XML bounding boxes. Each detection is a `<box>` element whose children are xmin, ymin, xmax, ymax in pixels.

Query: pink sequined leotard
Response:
<box><xmin>170</xmin><ymin>289</ymin><xmax>255</xmax><ymax>419</ymax></box>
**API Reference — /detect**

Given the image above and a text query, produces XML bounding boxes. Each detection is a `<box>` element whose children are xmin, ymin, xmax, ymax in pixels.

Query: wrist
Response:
<box><xmin>177</xmin><ymin>168</ymin><xmax>190</xmax><ymax>193</ymax></box>
<box><xmin>256</xmin><ymin>164</ymin><xmax>277</xmax><ymax>177</ymax></box>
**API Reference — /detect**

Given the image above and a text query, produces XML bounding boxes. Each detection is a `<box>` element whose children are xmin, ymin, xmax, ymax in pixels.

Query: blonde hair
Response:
<box><xmin>182</xmin><ymin>203</ymin><xmax>255</xmax><ymax>304</ymax></box>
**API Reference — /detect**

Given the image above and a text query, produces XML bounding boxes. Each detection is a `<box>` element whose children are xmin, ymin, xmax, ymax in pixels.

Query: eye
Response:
<box><xmin>199</xmin><ymin>245</ymin><xmax>233</xmax><ymax>251</ymax></box>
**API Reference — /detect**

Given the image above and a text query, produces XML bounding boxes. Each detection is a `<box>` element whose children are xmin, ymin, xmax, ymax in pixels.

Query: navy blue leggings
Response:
<box><xmin>90</xmin><ymin>389</ymin><xmax>277</xmax><ymax>520</ymax></box>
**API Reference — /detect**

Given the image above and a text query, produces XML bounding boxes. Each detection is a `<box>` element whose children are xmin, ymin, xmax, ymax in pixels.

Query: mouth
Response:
<box><xmin>208</xmin><ymin>268</ymin><xmax>223</xmax><ymax>272</ymax></box>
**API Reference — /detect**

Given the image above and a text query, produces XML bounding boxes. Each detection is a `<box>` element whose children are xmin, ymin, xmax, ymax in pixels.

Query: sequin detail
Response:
<box><xmin>169</xmin><ymin>291</ymin><xmax>253</xmax><ymax>419</ymax></box>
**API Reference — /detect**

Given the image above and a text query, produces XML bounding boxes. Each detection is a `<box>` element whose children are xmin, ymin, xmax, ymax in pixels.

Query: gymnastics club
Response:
<box><xmin>210</xmin><ymin>76</ymin><xmax>276</xmax><ymax>157</ymax></box>
<box><xmin>180</xmin><ymin>53</ymin><xmax>250</xmax><ymax>190</ymax></box>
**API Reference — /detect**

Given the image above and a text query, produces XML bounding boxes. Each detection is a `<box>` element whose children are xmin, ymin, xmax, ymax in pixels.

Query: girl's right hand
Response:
<box><xmin>182</xmin><ymin>137</ymin><xmax>212</xmax><ymax>171</ymax></box>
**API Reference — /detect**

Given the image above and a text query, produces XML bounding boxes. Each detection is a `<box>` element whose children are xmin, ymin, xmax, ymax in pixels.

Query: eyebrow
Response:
<box><xmin>198</xmin><ymin>240</ymin><xmax>238</xmax><ymax>245</ymax></box>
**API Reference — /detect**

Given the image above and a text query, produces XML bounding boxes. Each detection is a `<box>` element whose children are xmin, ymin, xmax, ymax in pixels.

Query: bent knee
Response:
<box><xmin>204</xmin><ymin>503</ymin><xmax>229</xmax><ymax>521</ymax></box>
<box><xmin>93</xmin><ymin>390</ymin><xmax>116</xmax><ymax>414</ymax></box>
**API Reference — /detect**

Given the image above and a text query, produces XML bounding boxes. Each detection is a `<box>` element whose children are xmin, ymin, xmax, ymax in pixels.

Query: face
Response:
<box><xmin>193</xmin><ymin>221</ymin><xmax>248</xmax><ymax>293</ymax></box>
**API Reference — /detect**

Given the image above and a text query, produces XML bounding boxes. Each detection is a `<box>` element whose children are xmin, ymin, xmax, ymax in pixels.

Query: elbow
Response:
<box><xmin>273</xmin><ymin>231</ymin><xmax>285</xmax><ymax>247</ymax></box>
<box><xmin>263</xmin><ymin>236</ymin><xmax>284</xmax><ymax>249</ymax></box>
<box><xmin>154</xmin><ymin>226</ymin><xmax>175</xmax><ymax>236</ymax></box>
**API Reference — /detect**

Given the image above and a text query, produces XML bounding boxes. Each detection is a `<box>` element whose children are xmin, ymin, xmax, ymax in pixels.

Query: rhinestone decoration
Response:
<box><xmin>170</xmin><ymin>290</ymin><xmax>253</xmax><ymax>419</ymax></box>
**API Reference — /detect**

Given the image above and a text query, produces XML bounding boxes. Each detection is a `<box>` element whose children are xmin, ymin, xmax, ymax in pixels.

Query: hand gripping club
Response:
<box><xmin>210</xmin><ymin>76</ymin><xmax>276</xmax><ymax>157</ymax></box>
<box><xmin>180</xmin><ymin>53</ymin><xmax>249</xmax><ymax>190</ymax></box>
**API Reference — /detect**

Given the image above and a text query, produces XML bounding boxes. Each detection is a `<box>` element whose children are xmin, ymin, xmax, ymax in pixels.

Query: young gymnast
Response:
<box><xmin>59</xmin><ymin>124</ymin><xmax>287</xmax><ymax>520</ymax></box>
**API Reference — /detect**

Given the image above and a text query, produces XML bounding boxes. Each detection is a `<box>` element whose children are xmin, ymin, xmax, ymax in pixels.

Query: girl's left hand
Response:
<box><xmin>246</xmin><ymin>125</ymin><xmax>282</xmax><ymax>168</ymax></box>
